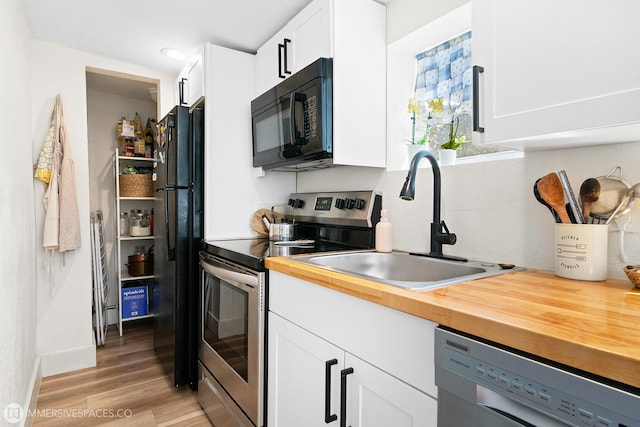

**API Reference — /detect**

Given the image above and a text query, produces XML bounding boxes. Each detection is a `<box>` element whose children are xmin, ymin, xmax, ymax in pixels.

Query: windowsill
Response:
<box><xmin>442</xmin><ymin>149</ymin><xmax>524</xmax><ymax>166</ymax></box>
<box><xmin>388</xmin><ymin>146</ymin><xmax>524</xmax><ymax>172</ymax></box>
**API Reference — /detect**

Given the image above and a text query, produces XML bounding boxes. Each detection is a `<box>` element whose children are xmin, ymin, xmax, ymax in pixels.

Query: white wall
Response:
<box><xmin>386</xmin><ymin>0</ymin><xmax>468</xmax><ymax>44</ymax></box>
<box><xmin>30</xmin><ymin>39</ymin><xmax>174</xmax><ymax>377</ymax></box>
<box><xmin>0</xmin><ymin>0</ymin><xmax>40</xmax><ymax>423</ymax></box>
<box><xmin>203</xmin><ymin>43</ymin><xmax>296</xmax><ymax>240</ymax></box>
<box><xmin>298</xmin><ymin>0</ymin><xmax>640</xmax><ymax>280</ymax></box>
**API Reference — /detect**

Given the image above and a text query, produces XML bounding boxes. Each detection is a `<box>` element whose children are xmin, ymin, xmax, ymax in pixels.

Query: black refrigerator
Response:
<box><xmin>153</xmin><ymin>100</ymin><xmax>204</xmax><ymax>388</ymax></box>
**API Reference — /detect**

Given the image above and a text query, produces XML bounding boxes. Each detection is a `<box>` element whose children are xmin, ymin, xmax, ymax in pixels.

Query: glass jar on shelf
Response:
<box><xmin>129</xmin><ymin>209</ymin><xmax>151</xmax><ymax>237</ymax></box>
<box><xmin>119</xmin><ymin>212</ymin><xmax>129</xmax><ymax>236</ymax></box>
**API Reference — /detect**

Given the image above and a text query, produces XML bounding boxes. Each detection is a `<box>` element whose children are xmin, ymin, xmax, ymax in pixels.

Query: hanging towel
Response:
<box><xmin>34</xmin><ymin>105</ymin><xmax>57</xmax><ymax>184</ymax></box>
<box><xmin>57</xmin><ymin>102</ymin><xmax>81</xmax><ymax>253</ymax></box>
<box><xmin>38</xmin><ymin>94</ymin><xmax>81</xmax><ymax>254</ymax></box>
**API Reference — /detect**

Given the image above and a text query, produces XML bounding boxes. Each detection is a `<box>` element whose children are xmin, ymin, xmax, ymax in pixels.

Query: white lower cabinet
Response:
<box><xmin>268</xmin><ymin>313</ymin><xmax>343</xmax><ymax>426</ymax></box>
<box><xmin>267</xmin><ymin>271</ymin><xmax>437</xmax><ymax>426</ymax></box>
<box><xmin>345</xmin><ymin>353</ymin><xmax>436</xmax><ymax>427</ymax></box>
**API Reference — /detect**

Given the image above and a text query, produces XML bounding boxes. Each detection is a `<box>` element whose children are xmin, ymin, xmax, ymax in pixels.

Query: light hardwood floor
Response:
<box><xmin>34</xmin><ymin>319</ymin><xmax>212</xmax><ymax>426</ymax></box>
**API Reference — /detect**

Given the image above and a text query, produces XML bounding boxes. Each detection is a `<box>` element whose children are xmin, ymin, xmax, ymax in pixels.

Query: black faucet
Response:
<box><xmin>399</xmin><ymin>150</ymin><xmax>467</xmax><ymax>262</ymax></box>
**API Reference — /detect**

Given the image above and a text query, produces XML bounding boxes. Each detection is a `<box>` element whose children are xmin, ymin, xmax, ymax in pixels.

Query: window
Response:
<box><xmin>409</xmin><ymin>31</ymin><xmax>508</xmax><ymax>158</ymax></box>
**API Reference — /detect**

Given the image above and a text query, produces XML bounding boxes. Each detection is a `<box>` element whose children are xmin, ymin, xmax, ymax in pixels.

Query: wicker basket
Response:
<box><xmin>624</xmin><ymin>265</ymin><xmax>640</xmax><ymax>288</ymax></box>
<box><xmin>119</xmin><ymin>173</ymin><xmax>154</xmax><ymax>198</ymax></box>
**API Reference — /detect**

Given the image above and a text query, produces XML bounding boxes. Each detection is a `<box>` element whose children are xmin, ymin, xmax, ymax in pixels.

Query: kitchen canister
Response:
<box><xmin>554</xmin><ymin>224</ymin><xmax>608</xmax><ymax>281</ymax></box>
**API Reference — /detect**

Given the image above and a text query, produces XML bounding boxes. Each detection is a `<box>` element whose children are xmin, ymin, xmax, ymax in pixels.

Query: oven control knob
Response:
<box><xmin>354</xmin><ymin>198</ymin><xmax>366</xmax><ymax>210</ymax></box>
<box><xmin>289</xmin><ymin>198</ymin><xmax>305</xmax><ymax>209</ymax></box>
<box><xmin>335</xmin><ymin>198</ymin><xmax>346</xmax><ymax>209</ymax></box>
<box><xmin>345</xmin><ymin>198</ymin><xmax>355</xmax><ymax>209</ymax></box>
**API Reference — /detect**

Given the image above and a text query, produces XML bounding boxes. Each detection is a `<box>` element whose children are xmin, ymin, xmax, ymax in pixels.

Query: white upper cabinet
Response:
<box><xmin>473</xmin><ymin>0</ymin><xmax>640</xmax><ymax>150</ymax></box>
<box><xmin>255</xmin><ymin>0</ymin><xmax>331</xmax><ymax>95</ymax></box>
<box><xmin>186</xmin><ymin>55</ymin><xmax>204</xmax><ymax>106</ymax></box>
<box><xmin>174</xmin><ymin>47</ymin><xmax>204</xmax><ymax>107</ymax></box>
<box><xmin>255</xmin><ymin>0</ymin><xmax>387</xmax><ymax>168</ymax></box>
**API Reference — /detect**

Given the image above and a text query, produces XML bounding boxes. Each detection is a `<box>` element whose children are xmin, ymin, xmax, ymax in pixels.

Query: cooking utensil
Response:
<box><xmin>268</xmin><ymin>220</ymin><xmax>298</xmax><ymax>241</ymax></box>
<box><xmin>250</xmin><ymin>208</ymin><xmax>272</xmax><ymax>236</ymax></box>
<box><xmin>611</xmin><ymin>182</ymin><xmax>640</xmax><ymax>219</ymax></box>
<box><xmin>605</xmin><ymin>183</ymin><xmax>640</xmax><ymax>264</ymax></box>
<box><xmin>604</xmin><ymin>192</ymin><xmax>631</xmax><ymax>225</ymax></box>
<box><xmin>536</xmin><ymin>173</ymin><xmax>571</xmax><ymax>223</ymax></box>
<box><xmin>534</xmin><ymin>178</ymin><xmax>561</xmax><ymax>223</ymax></box>
<box><xmin>558</xmin><ymin>170</ymin><xmax>584</xmax><ymax>223</ymax></box>
<box><xmin>589</xmin><ymin>166</ymin><xmax>630</xmax><ymax>223</ymax></box>
<box><xmin>266</xmin><ymin>204</ymin><xmax>298</xmax><ymax>240</ymax></box>
<box><xmin>127</xmin><ymin>253</ymin><xmax>153</xmax><ymax>276</ymax></box>
<box><xmin>579</xmin><ymin>178</ymin><xmax>600</xmax><ymax>219</ymax></box>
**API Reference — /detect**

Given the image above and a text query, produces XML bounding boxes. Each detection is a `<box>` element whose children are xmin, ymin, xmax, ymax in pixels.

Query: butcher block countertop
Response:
<box><xmin>265</xmin><ymin>254</ymin><xmax>640</xmax><ymax>390</ymax></box>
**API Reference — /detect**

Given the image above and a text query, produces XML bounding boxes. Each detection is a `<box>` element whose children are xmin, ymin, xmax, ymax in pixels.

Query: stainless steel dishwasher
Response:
<box><xmin>435</xmin><ymin>327</ymin><xmax>640</xmax><ymax>426</ymax></box>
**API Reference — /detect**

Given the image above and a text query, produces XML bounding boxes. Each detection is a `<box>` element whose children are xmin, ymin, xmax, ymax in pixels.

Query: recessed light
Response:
<box><xmin>160</xmin><ymin>48</ymin><xmax>186</xmax><ymax>60</ymax></box>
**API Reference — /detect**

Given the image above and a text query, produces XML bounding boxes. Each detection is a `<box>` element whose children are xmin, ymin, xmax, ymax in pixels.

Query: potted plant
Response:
<box><xmin>406</xmin><ymin>97</ymin><xmax>469</xmax><ymax>164</ymax></box>
<box><xmin>438</xmin><ymin>114</ymin><xmax>467</xmax><ymax>165</ymax></box>
<box><xmin>406</xmin><ymin>98</ymin><xmax>444</xmax><ymax>159</ymax></box>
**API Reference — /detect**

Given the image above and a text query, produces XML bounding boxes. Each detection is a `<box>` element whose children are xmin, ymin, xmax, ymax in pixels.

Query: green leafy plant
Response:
<box><xmin>439</xmin><ymin>115</ymin><xmax>467</xmax><ymax>150</ymax></box>
<box><xmin>406</xmin><ymin>97</ymin><xmax>469</xmax><ymax>149</ymax></box>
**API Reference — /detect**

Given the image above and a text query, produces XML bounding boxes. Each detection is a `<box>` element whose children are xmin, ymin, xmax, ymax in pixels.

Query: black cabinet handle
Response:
<box><xmin>283</xmin><ymin>38</ymin><xmax>292</xmax><ymax>75</ymax></box>
<box><xmin>179</xmin><ymin>78</ymin><xmax>187</xmax><ymax>106</ymax></box>
<box><xmin>340</xmin><ymin>367</ymin><xmax>354</xmax><ymax>427</ymax></box>
<box><xmin>278</xmin><ymin>43</ymin><xmax>285</xmax><ymax>79</ymax></box>
<box><xmin>325</xmin><ymin>359</ymin><xmax>338</xmax><ymax>423</ymax></box>
<box><xmin>472</xmin><ymin>65</ymin><xmax>485</xmax><ymax>133</ymax></box>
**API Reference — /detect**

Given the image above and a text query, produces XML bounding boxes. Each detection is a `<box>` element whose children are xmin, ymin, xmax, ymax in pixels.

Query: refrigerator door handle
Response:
<box><xmin>164</xmin><ymin>133</ymin><xmax>172</xmax><ymax>187</ymax></box>
<box><xmin>163</xmin><ymin>187</ymin><xmax>175</xmax><ymax>261</ymax></box>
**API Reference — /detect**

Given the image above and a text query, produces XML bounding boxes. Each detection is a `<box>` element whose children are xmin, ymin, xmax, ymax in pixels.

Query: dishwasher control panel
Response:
<box><xmin>435</xmin><ymin>328</ymin><xmax>639</xmax><ymax>427</ymax></box>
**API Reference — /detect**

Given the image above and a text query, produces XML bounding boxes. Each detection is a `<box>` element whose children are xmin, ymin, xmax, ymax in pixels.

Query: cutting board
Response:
<box><xmin>250</xmin><ymin>209</ymin><xmax>270</xmax><ymax>236</ymax></box>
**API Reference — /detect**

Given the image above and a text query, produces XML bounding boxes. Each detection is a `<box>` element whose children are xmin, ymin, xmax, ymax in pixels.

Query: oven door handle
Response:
<box><xmin>200</xmin><ymin>258</ymin><xmax>258</xmax><ymax>288</ymax></box>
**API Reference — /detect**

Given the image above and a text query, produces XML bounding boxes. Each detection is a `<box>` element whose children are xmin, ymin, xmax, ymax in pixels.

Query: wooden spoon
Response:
<box><xmin>579</xmin><ymin>178</ymin><xmax>600</xmax><ymax>220</ymax></box>
<box><xmin>537</xmin><ymin>173</ymin><xmax>571</xmax><ymax>223</ymax></box>
<box><xmin>533</xmin><ymin>178</ymin><xmax>561</xmax><ymax>223</ymax></box>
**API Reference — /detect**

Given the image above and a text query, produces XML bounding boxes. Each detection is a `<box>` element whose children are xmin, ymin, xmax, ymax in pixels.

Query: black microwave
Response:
<box><xmin>251</xmin><ymin>58</ymin><xmax>332</xmax><ymax>170</ymax></box>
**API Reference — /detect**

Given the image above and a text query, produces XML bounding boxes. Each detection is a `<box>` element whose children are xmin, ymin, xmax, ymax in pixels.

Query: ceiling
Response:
<box><xmin>21</xmin><ymin>0</ymin><xmax>316</xmax><ymax>76</ymax></box>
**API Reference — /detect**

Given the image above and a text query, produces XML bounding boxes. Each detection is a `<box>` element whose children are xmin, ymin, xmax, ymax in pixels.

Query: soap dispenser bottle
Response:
<box><xmin>375</xmin><ymin>209</ymin><xmax>393</xmax><ymax>252</ymax></box>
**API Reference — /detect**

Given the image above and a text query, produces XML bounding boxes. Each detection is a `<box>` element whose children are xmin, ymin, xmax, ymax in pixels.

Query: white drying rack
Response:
<box><xmin>91</xmin><ymin>210</ymin><xmax>109</xmax><ymax>346</ymax></box>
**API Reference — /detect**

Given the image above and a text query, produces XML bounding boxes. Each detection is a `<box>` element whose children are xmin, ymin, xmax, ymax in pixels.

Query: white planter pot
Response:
<box><xmin>438</xmin><ymin>149</ymin><xmax>457</xmax><ymax>166</ymax></box>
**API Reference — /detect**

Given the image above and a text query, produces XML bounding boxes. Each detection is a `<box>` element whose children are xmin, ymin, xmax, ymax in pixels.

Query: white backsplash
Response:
<box><xmin>296</xmin><ymin>141</ymin><xmax>640</xmax><ymax>280</ymax></box>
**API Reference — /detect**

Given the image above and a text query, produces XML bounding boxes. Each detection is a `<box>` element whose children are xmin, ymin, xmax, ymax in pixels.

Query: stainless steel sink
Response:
<box><xmin>290</xmin><ymin>251</ymin><xmax>524</xmax><ymax>291</ymax></box>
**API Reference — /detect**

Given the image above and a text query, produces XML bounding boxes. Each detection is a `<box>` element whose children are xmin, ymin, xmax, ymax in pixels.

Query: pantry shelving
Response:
<box><xmin>114</xmin><ymin>149</ymin><xmax>156</xmax><ymax>335</ymax></box>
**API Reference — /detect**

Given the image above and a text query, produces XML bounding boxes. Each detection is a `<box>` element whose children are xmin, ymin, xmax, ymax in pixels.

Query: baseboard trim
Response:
<box><xmin>40</xmin><ymin>343</ymin><xmax>96</xmax><ymax>377</ymax></box>
<box><xmin>21</xmin><ymin>357</ymin><xmax>41</xmax><ymax>427</ymax></box>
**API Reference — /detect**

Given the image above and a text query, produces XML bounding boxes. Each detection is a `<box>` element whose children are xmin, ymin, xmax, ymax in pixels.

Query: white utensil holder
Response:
<box><xmin>554</xmin><ymin>224</ymin><xmax>608</xmax><ymax>281</ymax></box>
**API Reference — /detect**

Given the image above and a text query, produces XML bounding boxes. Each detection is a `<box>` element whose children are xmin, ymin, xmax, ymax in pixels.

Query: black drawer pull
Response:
<box><xmin>325</xmin><ymin>359</ymin><xmax>338</xmax><ymax>423</ymax></box>
<box><xmin>340</xmin><ymin>367</ymin><xmax>354</xmax><ymax>427</ymax></box>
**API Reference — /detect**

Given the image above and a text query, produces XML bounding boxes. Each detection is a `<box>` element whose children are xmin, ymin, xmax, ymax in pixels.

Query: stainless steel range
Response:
<box><xmin>197</xmin><ymin>191</ymin><xmax>382</xmax><ymax>427</ymax></box>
